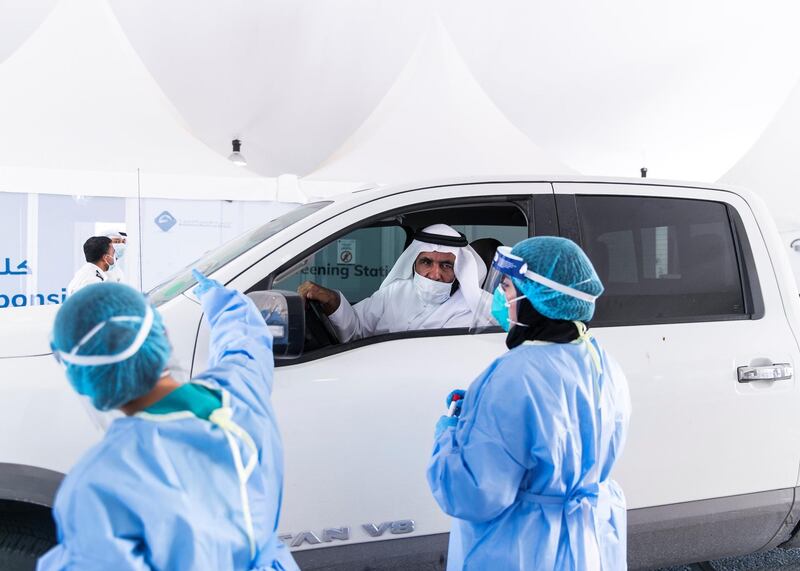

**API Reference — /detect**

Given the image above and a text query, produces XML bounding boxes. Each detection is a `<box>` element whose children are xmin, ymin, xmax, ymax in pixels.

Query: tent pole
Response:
<box><xmin>25</xmin><ymin>193</ymin><xmax>39</xmax><ymax>299</ymax></box>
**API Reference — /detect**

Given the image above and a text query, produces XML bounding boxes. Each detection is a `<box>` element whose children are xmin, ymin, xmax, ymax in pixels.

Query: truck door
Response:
<box><xmin>555</xmin><ymin>182</ymin><xmax>800</xmax><ymax>565</ymax></box>
<box><xmin>193</xmin><ymin>182</ymin><xmax>555</xmax><ymax>566</ymax></box>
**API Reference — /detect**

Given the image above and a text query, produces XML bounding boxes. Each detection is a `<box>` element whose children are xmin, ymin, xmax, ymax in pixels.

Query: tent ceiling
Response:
<box><xmin>0</xmin><ymin>0</ymin><xmax>280</xmax><ymax>200</ymax></box>
<box><xmin>308</xmin><ymin>18</ymin><xmax>575</xmax><ymax>183</ymax></box>
<box><xmin>0</xmin><ymin>0</ymin><xmax>260</xmax><ymax>177</ymax></box>
<box><xmin>720</xmin><ymin>79</ymin><xmax>800</xmax><ymax>232</ymax></box>
<box><xmin>1</xmin><ymin>0</ymin><xmax>800</xmax><ymax>182</ymax></box>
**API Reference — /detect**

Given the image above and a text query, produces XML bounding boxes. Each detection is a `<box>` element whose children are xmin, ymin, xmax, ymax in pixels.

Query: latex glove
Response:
<box><xmin>192</xmin><ymin>269</ymin><xmax>222</xmax><ymax>297</ymax></box>
<box><xmin>435</xmin><ymin>415</ymin><xmax>457</xmax><ymax>439</ymax></box>
<box><xmin>446</xmin><ymin>389</ymin><xmax>466</xmax><ymax>417</ymax></box>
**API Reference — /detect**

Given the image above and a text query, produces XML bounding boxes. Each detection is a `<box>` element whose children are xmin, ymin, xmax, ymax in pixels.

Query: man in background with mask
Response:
<box><xmin>66</xmin><ymin>236</ymin><xmax>117</xmax><ymax>295</ymax></box>
<box><xmin>102</xmin><ymin>230</ymin><xmax>127</xmax><ymax>284</ymax></box>
<box><xmin>298</xmin><ymin>224</ymin><xmax>486</xmax><ymax>342</ymax></box>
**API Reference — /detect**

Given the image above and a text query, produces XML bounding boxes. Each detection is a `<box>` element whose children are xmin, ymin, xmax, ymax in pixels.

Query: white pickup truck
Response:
<box><xmin>2</xmin><ymin>176</ymin><xmax>800</xmax><ymax>570</ymax></box>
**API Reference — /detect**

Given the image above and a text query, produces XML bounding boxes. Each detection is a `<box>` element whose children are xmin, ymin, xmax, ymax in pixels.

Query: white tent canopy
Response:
<box><xmin>0</xmin><ymin>0</ymin><xmax>277</xmax><ymax>201</ymax></box>
<box><xmin>720</xmin><ymin>79</ymin><xmax>800</xmax><ymax>233</ymax></box>
<box><xmin>307</xmin><ymin>19</ymin><xmax>575</xmax><ymax>184</ymax></box>
<box><xmin>2</xmin><ymin>1</ymin><xmax>800</xmax><ymax>187</ymax></box>
<box><xmin>0</xmin><ymin>0</ymin><xmax>794</xmax><ymax>181</ymax></box>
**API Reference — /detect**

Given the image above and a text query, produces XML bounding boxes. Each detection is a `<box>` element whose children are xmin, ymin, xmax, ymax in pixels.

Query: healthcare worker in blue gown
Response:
<box><xmin>427</xmin><ymin>237</ymin><xmax>631</xmax><ymax>570</ymax></box>
<box><xmin>38</xmin><ymin>272</ymin><xmax>298</xmax><ymax>570</ymax></box>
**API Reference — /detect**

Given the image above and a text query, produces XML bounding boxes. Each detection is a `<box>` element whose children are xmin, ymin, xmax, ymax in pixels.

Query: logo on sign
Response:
<box><xmin>155</xmin><ymin>211</ymin><xmax>177</xmax><ymax>232</ymax></box>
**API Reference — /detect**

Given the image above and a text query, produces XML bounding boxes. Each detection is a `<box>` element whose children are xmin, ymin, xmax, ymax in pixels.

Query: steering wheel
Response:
<box><xmin>307</xmin><ymin>299</ymin><xmax>341</xmax><ymax>346</ymax></box>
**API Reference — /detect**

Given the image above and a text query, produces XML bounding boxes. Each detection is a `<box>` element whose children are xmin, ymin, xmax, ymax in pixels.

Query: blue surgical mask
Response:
<box><xmin>491</xmin><ymin>286</ymin><xmax>511</xmax><ymax>331</ymax></box>
<box><xmin>491</xmin><ymin>285</ymin><xmax>527</xmax><ymax>332</ymax></box>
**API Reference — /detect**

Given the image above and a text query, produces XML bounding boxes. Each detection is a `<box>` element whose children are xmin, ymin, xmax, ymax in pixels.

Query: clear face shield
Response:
<box><xmin>471</xmin><ymin>246</ymin><xmax>528</xmax><ymax>333</ymax></box>
<box><xmin>471</xmin><ymin>244</ymin><xmax>603</xmax><ymax>334</ymax></box>
<box><xmin>51</xmin><ymin>306</ymin><xmax>156</xmax><ymax>428</ymax></box>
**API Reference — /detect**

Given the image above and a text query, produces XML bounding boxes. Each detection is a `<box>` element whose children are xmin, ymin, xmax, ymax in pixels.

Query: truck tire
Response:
<box><xmin>0</xmin><ymin>518</ymin><xmax>56</xmax><ymax>571</ymax></box>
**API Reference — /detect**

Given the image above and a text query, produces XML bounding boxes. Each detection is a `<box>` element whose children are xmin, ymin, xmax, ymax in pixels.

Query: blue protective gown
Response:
<box><xmin>427</xmin><ymin>338</ymin><xmax>631</xmax><ymax>570</ymax></box>
<box><xmin>38</xmin><ymin>286</ymin><xmax>298</xmax><ymax>571</ymax></box>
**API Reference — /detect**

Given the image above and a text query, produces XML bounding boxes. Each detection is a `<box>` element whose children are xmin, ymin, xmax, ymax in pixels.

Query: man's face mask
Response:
<box><xmin>113</xmin><ymin>243</ymin><xmax>126</xmax><ymax>259</ymax></box>
<box><xmin>413</xmin><ymin>272</ymin><xmax>452</xmax><ymax>305</ymax></box>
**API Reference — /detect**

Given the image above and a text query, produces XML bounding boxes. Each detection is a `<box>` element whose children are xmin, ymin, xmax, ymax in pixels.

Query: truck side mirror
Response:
<box><xmin>246</xmin><ymin>290</ymin><xmax>305</xmax><ymax>359</ymax></box>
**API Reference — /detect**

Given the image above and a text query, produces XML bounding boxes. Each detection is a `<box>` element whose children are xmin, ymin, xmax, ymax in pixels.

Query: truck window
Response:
<box><xmin>273</xmin><ymin>225</ymin><xmax>409</xmax><ymax>305</ymax></box>
<box><xmin>269</xmin><ymin>199</ymin><xmax>530</xmax><ymax>359</ymax></box>
<box><xmin>273</xmin><ymin>205</ymin><xmax>530</xmax><ymax>308</ymax></box>
<box><xmin>577</xmin><ymin>195</ymin><xmax>747</xmax><ymax>325</ymax></box>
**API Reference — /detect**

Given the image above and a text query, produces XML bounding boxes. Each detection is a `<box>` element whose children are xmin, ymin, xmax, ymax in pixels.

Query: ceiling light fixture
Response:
<box><xmin>228</xmin><ymin>139</ymin><xmax>247</xmax><ymax>167</ymax></box>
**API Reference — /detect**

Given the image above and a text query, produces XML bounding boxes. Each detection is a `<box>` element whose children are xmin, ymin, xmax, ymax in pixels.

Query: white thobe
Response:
<box><xmin>329</xmin><ymin>278</ymin><xmax>473</xmax><ymax>342</ymax></box>
<box><xmin>66</xmin><ymin>263</ymin><xmax>107</xmax><ymax>295</ymax></box>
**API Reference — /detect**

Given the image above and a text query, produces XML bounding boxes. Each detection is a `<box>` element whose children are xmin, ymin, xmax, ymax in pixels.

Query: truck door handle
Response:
<box><xmin>737</xmin><ymin>363</ymin><xmax>793</xmax><ymax>383</ymax></box>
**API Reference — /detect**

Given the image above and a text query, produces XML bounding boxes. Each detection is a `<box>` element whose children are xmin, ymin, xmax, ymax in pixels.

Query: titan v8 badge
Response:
<box><xmin>280</xmin><ymin>520</ymin><xmax>415</xmax><ymax>548</ymax></box>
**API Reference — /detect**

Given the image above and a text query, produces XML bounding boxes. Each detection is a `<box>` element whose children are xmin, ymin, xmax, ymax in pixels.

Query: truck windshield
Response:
<box><xmin>148</xmin><ymin>201</ymin><xmax>331</xmax><ymax>306</ymax></box>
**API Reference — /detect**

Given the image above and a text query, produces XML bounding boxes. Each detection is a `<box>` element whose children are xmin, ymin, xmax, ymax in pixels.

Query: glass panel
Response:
<box><xmin>273</xmin><ymin>225</ymin><xmax>408</xmax><ymax>305</ymax></box>
<box><xmin>40</xmin><ymin>194</ymin><xmax>126</xmax><ymax>304</ymax></box>
<box><xmin>148</xmin><ymin>201</ymin><xmax>330</xmax><ymax>307</ymax></box>
<box><xmin>0</xmin><ymin>192</ymin><xmax>327</xmax><ymax>313</ymax></box>
<box><xmin>140</xmin><ymin>198</ymin><xmax>301</xmax><ymax>292</ymax></box>
<box><xmin>0</xmin><ymin>192</ymin><xmax>28</xmax><ymax>310</ymax></box>
<box><xmin>0</xmin><ymin>193</ymin><xmax>128</xmax><ymax>310</ymax></box>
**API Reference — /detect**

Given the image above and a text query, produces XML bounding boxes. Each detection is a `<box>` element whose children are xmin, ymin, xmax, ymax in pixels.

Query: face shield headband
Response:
<box><xmin>472</xmin><ymin>246</ymin><xmax>598</xmax><ymax>332</ymax></box>
<box><xmin>52</xmin><ymin>305</ymin><xmax>155</xmax><ymax>367</ymax></box>
<box><xmin>489</xmin><ymin>246</ymin><xmax>599</xmax><ymax>303</ymax></box>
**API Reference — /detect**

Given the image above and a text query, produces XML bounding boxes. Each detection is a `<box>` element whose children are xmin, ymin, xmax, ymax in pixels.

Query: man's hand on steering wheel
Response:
<box><xmin>297</xmin><ymin>281</ymin><xmax>341</xmax><ymax>315</ymax></box>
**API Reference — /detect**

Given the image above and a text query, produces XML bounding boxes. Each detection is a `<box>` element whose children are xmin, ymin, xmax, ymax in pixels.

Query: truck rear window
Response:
<box><xmin>577</xmin><ymin>195</ymin><xmax>747</xmax><ymax>325</ymax></box>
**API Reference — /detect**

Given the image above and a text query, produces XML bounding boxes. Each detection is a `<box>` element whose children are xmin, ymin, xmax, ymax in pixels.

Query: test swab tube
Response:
<box><xmin>447</xmin><ymin>393</ymin><xmax>463</xmax><ymax>417</ymax></box>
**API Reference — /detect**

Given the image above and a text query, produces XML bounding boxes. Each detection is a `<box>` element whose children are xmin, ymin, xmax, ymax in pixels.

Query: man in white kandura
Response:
<box><xmin>297</xmin><ymin>224</ymin><xmax>486</xmax><ymax>342</ymax></box>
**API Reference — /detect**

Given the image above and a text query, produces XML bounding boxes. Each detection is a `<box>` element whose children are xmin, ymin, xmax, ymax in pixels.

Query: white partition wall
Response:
<box><xmin>137</xmin><ymin>197</ymin><xmax>298</xmax><ymax>292</ymax></box>
<box><xmin>0</xmin><ymin>193</ymin><xmax>29</xmax><ymax>309</ymax></box>
<box><xmin>0</xmin><ymin>192</ymin><xmax>299</xmax><ymax>310</ymax></box>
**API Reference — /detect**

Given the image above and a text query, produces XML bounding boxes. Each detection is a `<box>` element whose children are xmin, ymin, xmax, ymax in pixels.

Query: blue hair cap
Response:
<box><xmin>52</xmin><ymin>283</ymin><xmax>170</xmax><ymax>410</ymax></box>
<box><xmin>510</xmin><ymin>236</ymin><xmax>603</xmax><ymax>321</ymax></box>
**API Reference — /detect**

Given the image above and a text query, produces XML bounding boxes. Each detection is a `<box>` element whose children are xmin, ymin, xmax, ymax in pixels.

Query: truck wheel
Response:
<box><xmin>0</xmin><ymin>518</ymin><xmax>56</xmax><ymax>571</ymax></box>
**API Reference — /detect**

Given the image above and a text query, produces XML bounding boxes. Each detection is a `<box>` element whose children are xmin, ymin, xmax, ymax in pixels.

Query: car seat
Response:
<box><xmin>469</xmin><ymin>237</ymin><xmax>503</xmax><ymax>287</ymax></box>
